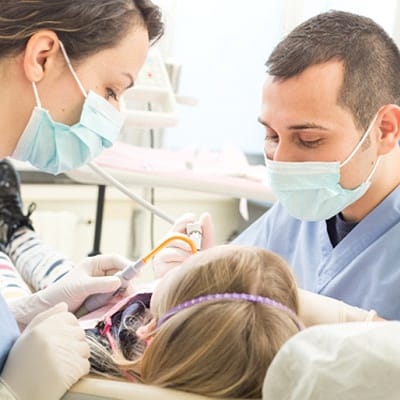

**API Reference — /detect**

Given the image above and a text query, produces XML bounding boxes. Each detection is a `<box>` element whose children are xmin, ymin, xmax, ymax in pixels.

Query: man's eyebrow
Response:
<box><xmin>287</xmin><ymin>122</ymin><xmax>328</xmax><ymax>131</ymax></box>
<box><xmin>257</xmin><ymin>117</ymin><xmax>328</xmax><ymax>131</ymax></box>
<box><xmin>123</xmin><ymin>72</ymin><xmax>135</xmax><ymax>89</ymax></box>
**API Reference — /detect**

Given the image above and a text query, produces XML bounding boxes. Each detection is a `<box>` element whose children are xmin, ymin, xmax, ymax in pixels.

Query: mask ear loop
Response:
<box><xmin>31</xmin><ymin>82</ymin><xmax>42</xmax><ymax>108</ymax></box>
<box><xmin>364</xmin><ymin>155</ymin><xmax>381</xmax><ymax>183</ymax></box>
<box><xmin>340</xmin><ymin>113</ymin><xmax>382</xmax><ymax>184</ymax></box>
<box><xmin>58</xmin><ymin>41</ymin><xmax>88</xmax><ymax>98</ymax></box>
<box><xmin>340</xmin><ymin>113</ymin><xmax>379</xmax><ymax>167</ymax></box>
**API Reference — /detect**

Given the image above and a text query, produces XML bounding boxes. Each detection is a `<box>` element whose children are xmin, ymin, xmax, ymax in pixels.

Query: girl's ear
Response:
<box><xmin>23</xmin><ymin>30</ymin><xmax>60</xmax><ymax>82</ymax></box>
<box><xmin>376</xmin><ymin>104</ymin><xmax>400</xmax><ymax>155</ymax></box>
<box><xmin>136</xmin><ymin>318</ymin><xmax>157</xmax><ymax>346</ymax></box>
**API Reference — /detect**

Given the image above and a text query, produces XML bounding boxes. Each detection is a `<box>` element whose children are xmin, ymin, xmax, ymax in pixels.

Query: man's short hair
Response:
<box><xmin>266</xmin><ymin>10</ymin><xmax>400</xmax><ymax>130</ymax></box>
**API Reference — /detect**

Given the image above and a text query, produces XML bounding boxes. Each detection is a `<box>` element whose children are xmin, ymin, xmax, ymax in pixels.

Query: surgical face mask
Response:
<box><xmin>265</xmin><ymin>116</ymin><xmax>381</xmax><ymax>221</ymax></box>
<box><xmin>12</xmin><ymin>41</ymin><xmax>125</xmax><ymax>175</ymax></box>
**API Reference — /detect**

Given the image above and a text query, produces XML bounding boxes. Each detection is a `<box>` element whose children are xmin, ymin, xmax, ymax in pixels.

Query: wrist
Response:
<box><xmin>365</xmin><ymin>309</ymin><xmax>386</xmax><ymax>321</ymax></box>
<box><xmin>9</xmin><ymin>292</ymin><xmax>50</xmax><ymax>329</ymax></box>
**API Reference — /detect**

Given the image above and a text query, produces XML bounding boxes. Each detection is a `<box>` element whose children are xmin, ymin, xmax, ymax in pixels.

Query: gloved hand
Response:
<box><xmin>153</xmin><ymin>212</ymin><xmax>215</xmax><ymax>278</ymax></box>
<box><xmin>10</xmin><ymin>254</ymin><xmax>131</xmax><ymax>326</ymax></box>
<box><xmin>1</xmin><ymin>303</ymin><xmax>90</xmax><ymax>400</ymax></box>
<box><xmin>298</xmin><ymin>289</ymin><xmax>380</xmax><ymax>327</ymax></box>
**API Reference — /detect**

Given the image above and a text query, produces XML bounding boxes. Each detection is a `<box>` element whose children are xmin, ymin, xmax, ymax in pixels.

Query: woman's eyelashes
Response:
<box><xmin>105</xmin><ymin>87</ymin><xmax>119</xmax><ymax>101</ymax></box>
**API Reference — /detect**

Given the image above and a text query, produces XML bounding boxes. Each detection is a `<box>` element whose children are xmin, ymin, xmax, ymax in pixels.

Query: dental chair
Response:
<box><xmin>63</xmin><ymin>376</ymin><xmax>250</xmax><ymax>400</ymax></box>
<box><xmin>63</xmin><ymin>376</ymin><xmax>223</xmax><ymax>400</ymax></box>
<box><xmin>64</xmin><ymin>321</ymin><xmax>400</xmax><ymax>400</ymax></box>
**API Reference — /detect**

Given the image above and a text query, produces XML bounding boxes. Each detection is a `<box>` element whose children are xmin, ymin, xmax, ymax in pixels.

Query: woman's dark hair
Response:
<box><xmin>0</xmin><ymin>0</ymin><xmax>164</xmax><ymax>60</ymax></box>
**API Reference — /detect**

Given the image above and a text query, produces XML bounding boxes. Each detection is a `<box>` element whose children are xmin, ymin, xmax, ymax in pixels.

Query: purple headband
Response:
<box><xmin>157</xmin><ymin>292</ymin><xmax>303</xmax><ymax>331</ymax></box>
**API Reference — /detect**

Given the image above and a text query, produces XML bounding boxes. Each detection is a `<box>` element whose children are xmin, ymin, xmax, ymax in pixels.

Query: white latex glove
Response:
<box><xmin>1</xmin><ymin>303</ymin><xmax>90</xmax><ymax>400</ymax></box>
<box><xmin>298</xmin><ymin>288</ymin><xmax>379</xmax><ymax>327</ymax></box>
<box><xmin>153</xmin><ymin>212</ymin><xmax>215</xmax><ymax>278</ymax></box>
<box><xmin>10</xmin><ymin>254</ymin><xmax>131</xmax><ymax>326</ymax></box>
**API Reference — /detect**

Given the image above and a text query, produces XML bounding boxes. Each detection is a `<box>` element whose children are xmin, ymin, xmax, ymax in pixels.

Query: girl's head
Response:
<box><xmin>141</xmin><ymin>245</ymin><xmax>300</xmax><ymax>398</ymax></box>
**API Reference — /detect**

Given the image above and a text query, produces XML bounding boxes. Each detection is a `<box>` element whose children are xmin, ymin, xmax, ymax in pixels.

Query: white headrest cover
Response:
<box><xmin>263</xmin><ymin>321</ymin><xmax>400</xmax><ymax>400</ymax></box>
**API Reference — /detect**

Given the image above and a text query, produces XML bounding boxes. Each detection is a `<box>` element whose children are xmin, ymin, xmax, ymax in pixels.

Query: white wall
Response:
<box><xmin>154</xmin><ymin>0</ymin><xmax>400</xmax><ymax>154</ymax></box>
<box><xmin>157</xmin><ymin>0</ymin><xmax>285</xmax><ymax>154</ymax></box>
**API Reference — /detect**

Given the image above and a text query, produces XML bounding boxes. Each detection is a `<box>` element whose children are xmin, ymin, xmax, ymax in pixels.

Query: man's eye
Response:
<box><xmin>298</xmin><ymin>138</ymin><xmax>323</xmax><ymax>148</ymax></box>
<box><xmin>106</xmin><ymin>88</ymin><xmax>118</xmax><ymax>101</ymax></box>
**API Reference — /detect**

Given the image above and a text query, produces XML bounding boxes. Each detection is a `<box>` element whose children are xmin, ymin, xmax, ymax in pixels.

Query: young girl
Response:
<box><xmin>86</xmin><ymin>244</ymin><xmax>304</xmax><ymax>398</ymax></box>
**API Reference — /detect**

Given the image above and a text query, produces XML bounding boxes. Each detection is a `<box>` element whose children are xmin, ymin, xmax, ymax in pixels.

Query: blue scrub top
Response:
<box><xmin>234</xmin><ymin>185</ymin><xmax>400</xmax><ymax>320</ymax></box>
<box><xmin>0</xmin><ymin>295</ymin><xmax>20</xmax><ymax>373</ymax></box>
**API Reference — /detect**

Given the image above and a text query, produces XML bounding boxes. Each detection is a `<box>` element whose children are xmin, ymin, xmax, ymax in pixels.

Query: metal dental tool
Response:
<box><xmin>186</xmin><ymin>222</ymin><xmax>203</xmax><ymax>250</ymax></box>
<box><xmin>76</xmin><ymin>234</ymin><xmax>197</xmax><ymax>317</ymax></box>
<box><xmin>76</xmin><ymin>162</ymin><xmax>204</xmax><ymax>315</ymax></box>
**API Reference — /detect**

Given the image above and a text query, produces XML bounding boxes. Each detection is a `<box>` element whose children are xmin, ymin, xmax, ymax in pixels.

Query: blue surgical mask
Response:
<box><xmin>265</xmin><ymin>115</ymin><xmax>381</xmax><ymax>221</ymax></box>
<box><xmin>12</xmin><ymin>41</ymin><xmax>125</xmax><ymax>175</ymax></box>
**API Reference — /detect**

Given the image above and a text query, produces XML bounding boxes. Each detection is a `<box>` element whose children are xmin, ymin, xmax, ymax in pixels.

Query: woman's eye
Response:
<box><xmin>106</xmin><ymin>88</ymin><xmax>118</xmax><ymax>101</ymax></box>
<box><xmin>265</xmin><ymin>135</ymin><xmax>279</xmax><ymax>143</ymax></box>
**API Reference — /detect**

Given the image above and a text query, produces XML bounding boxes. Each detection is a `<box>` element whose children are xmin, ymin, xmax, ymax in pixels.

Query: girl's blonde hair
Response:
<box><xmin>143</xmin><ymin>244</ymin><xmax>299</xmax><ymax>398</ymax></box>
<box><xmin>88</xmin><ymin>245</ymin><xmax>299</xmax><ymax>398</ymax></box>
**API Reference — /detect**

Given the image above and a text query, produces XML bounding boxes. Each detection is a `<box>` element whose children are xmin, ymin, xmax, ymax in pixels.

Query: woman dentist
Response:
<box><xmin>0</xmin><ymin>1</ymin><xmax>163</xmax><ymax>399</ymax></box>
